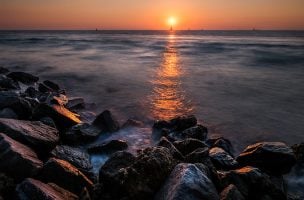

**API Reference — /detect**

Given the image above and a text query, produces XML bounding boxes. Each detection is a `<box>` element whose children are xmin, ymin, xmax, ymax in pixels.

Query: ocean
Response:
<box><xmin>0</xmin><ymin>30</ymin><xmax>304</xmax><ymax>152</ymax></box>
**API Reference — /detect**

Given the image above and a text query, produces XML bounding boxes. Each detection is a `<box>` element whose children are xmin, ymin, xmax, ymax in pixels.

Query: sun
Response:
<box><xmin>167</xmin><ymin>17</ymin><xmax>177</xmax><ymax>26</ymax></box>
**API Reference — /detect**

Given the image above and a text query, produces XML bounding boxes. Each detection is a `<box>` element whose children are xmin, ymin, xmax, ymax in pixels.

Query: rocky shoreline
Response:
<box><xmin>0</xmin><ymin>67</ymin><xmax>303</xmax><ymax>200</ymax></box>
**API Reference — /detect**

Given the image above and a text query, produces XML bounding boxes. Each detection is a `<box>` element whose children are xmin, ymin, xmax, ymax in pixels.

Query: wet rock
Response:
<box><xmin>88</xmin><ymin>139</ymin><xmax>128</xmax><ymax>154</ymax></box>
<box><xmin>173</xmin><ymin>138</ymin><xmax>208</xmax><ymax>156</ymax></box>
<box><xmin>0</xmin><ymin>173</ymin><xmax>16</xmax><ymax>200</ymax></box>
<box><xmin>207</xmin><ymin>136</ymin><xmax>234</xmax><ymax>156</ymax></box>
<box><xmin>0</xmin><ymin>75</ymin><xmax>20</xmax><ymax>90</ymax></box>
<box><xmin>169</xmin><ymin>115</ymin><xmax>197</xmax><ymax>131</ymax></box>
<box><xmin>158</xmin><ymin>137</ymin><xmax>184</xmax><ymax>160</ymax></box>
<box><xmin>237</xmin><ymin>142</ymin><xmax>296</xmax><ymax>175</ymax></box>
<box><xmin>184</xmin><ymin>147</ymin><xmax>209</xmax><ymax>163</ymax></box>
<box><xmin>0</xmin><ymin>118</ymin><xmax>59</xmax><ymax>152</ymax></box>
<box><xmin>0</xmin><ymin>133</ymin><xmax>43</xmax><ymax>180</ymax></box>
<box><xmin>24</xmin><ymin>86</ymin><xmax>40</xmax><ymax>98</ymax></box>
<box><xmin>155</xmin><ymin>163</ymin><xmax>219</xmax><ymax>200</ymax></box>
<box><xmin>39</xmin><ymin>117</ymin><xmax>57</xmax><ymax>128</ymax></box>
<box><xmin>16</xmin><ymin>178</ymin><xmax>78</xmax><ymax>200</ymax></box>
<box><xmin>220</xmin><ymin>166</ymin><xmax>286</xmax><ymax>200</ymax></box>
<box><xmin>209</xmin><ymin>147</ymin><xmax>238</xmax><ymax>170</ymax></box>
<box><xmin>43</xmin><ymin>80</ymin><xmax>60</xmax><ymax>92</ymax></box>
<box><xmin>50</xmin><ymin>145</ymin><xmax>93</xmax><ymax>174</ymax></box>
<box><xmin>292</xmin><ymin>143</ymin><xmax>304</xmax><ymax>164</ymax></box>
<box><xmin>38</xmin><ymin>83</ymin><xmax>52</xmax><ymax>93</ymax></box>
<box><xmin>220</xmin><ymin>184</ymin><xmax>245</xmax><ymax>200</ymax></box>
<box><xmin>63</xmin><ymin>123</ymin><xmax>100</xmax><ymax>144</ymax></box>
<box><xmin>66</xmin><ymin>97</ymin><xmax>85</xmax><ymax>110</ymax></box>
<box><xmin>122</xmin><ymin>119</ymin><xmax>144</xmax><ymax>129</ymax></box>
<box><xmin>33</xmin><ymin>103</ymin><xmax>81</xmax><ymax>131</ymax></box>
<box><xmin>181</xmin><ymin>124</ymin><xmax>208</xmax><ymax>141</ymax></box>
<box><xmin>0</xmin><ymin>108</ymin><xmax>18</xmax><ymax>119</ymax></box>
<box><xmin>0</xmin><ymin>67</ymin><xmax>9</xmax><ymax>74</ymax></box>
<box><xmin>7</xmin><ymin>72</ymin><xmax>39</xmax><ymax>85</ymax></box>
<box><xmin>153</xmin><ymin>120</ymin><xmax>171</xmax><ymax>130</ymax></box>
<box><xmin>79</xmin><ymin>111</ymin><xmax>96</xmax><ymax>123</ymax></box>
<box><xmin>39</xmin><ymin>158</ymin><xmax>93</xmax><ymax>195</ymax></box>
<box><xmin>92</xmin><ymin>110</ymin><xmax>119</xmax><ymax>133</ymax></box>
<box><xmin>51</xmin><ymin>94</ymin><xmax>69</xmax><ymax>106</ymax></box>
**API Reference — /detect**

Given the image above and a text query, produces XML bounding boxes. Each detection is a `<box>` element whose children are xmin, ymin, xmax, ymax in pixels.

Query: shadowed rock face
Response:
<box><xmin>0</xmin><ymin>118</ymin><xmax>59</xmax><ymax>152</ymax></box>
<box><xmin>87</xmin><ymin>139</ymin><xmax>128</xmax><ymax>154</ymax></box>
<box><xmin>0</xmin><ymin>75</ymin><xmax>20</xmax><ymax>90</ymax></box>
<box><xmin>92</xmin><ymin>110</ymin><xmax>120</xmax><ymax>133</ymax></box>
<box><xmin>237</xmin><ymin>142</ymin><xmax>296</xmax><ymax>175</ymax></box>
<box><xmin>16</xmin><ymin>178</ymin><xmax>78</xmax><ymax>200</ymax></box>
<box><xmin>155</xmin><ymin>163</ymin><xmax>219</xmax><ymax>200</ymax></box>
<box><xmin>38</xmin><ymin>158</ymin><xmax>93</xmax><ymax>195</ymax></box>
<box><xmin>209</xmin><ymin>147</ymin><xmax>238</xmax><ymax>170</ymax></box>
<box><xmin>0</xmin><ymin>133</ymin><xmax>43</xmax><ymax>180</ymax></box>
<box><xmin>220</xmin><ymin>184</ymin><xmax>245</xmax><ymax>200</ymax></box>
<box><xmin>7</xmin><ymin>72</ymin><xmax>39</xmax><ymax>85</ymax></box>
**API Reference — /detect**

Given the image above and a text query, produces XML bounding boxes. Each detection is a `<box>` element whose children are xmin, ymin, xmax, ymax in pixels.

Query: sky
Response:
<box><xmin>0</xmin><ymin>0</ymin><xmax>304</xmax><ymax>30</ymax></box>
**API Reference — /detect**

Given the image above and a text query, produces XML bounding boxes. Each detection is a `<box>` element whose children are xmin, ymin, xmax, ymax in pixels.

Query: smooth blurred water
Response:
<box><xmin>0</xmin><ymin>30</ymin><xmax>304</xmax><ymax>153</ymax></box>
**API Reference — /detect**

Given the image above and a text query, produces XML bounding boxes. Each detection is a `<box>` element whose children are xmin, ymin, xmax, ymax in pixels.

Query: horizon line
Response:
<box><xmin>0</xmin><ymin>29</ymin><xmax>304</xmax><ymax>31</ymax></box>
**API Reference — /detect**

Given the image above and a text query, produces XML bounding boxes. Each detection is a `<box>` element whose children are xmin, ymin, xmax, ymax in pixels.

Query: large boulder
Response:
<box><xmin>33</xmin><ymin>103</ymin><xmax>81</xmax><ymax>131</ymax></box>
<box><xmin>63</xmin><ymin>123</ymin><xmax>100</xmax><ymax>144</ymax></box>
<box><xmin>88</xmin><ymin>139</ymin><xmax>128</xmax><ymax>154</ymax></box>
<box><xmin>220</xmin><ymin>184</ymin><xmax>245</xmax><ymax>200</ymax></box>
<box><xmin>209</xmin><ymin>147</ymin><xmax>238</xmax><ymax>170</ymax></box>
<box><xmin>292</xmin><ymin>143</ymin><xmax>304</xmax><ymax>164</ymax></box>
<box><xmin>173</xmin><ymin>138</ymin><xmax>208</xmax><ymax>156</ymax></box>
<box><xmin>0</xmin><ymin>118</ymin><xmax>59</xmax><ymax>152</ymax></box>
<box><xmin>50</xmin><ymin>145</ymin><xmax>93</xmax><ymax>175</ymax></box>
<box><xmin>155</xmin><ymin>163</ymin><xmax>219</xmax><ymax>200</ymax></box>
<box><xmin>181</xmin><ymin>124</ymin><xmax>208</xmax><ymax>141</ymax></box>
<box><xmin>207</xmin><ymin>136</ymin><xmax>234</xmax><ymax>156</ymax></box>
<box><xmin>38</xmin><ymin>158</ymin><xmax>93</xmax><ymax>195</ymax></box>
<box><xmin>0</xmin><ymin>173</ymin><xmax>16</xmax><ymax>200</ymax></box>
<box><xmin>169</xmin><ymin>115</ymin><xmax>197</xmax><ymax>131</ymax></box>
<box><xmin>66</xmin><ymin>97</ymin><xmax>85</xmax><ymax>110</ymax></box>
<box><xmin>158</xmin><ymin>137</ymin><xmax>184</xmax><ymax>160</ymax></box>
<box><xmin>0</xmin><ymin>133</ymin><xmax>43</xmax><ymax>180</ymax></box>
<box><xmin>7</xmin><ymin>72</ymin><xmax>39</xmax><ymax>85</ymax></box>
<box><xmin>220</xmin><ymin>166</ymin><xmax>286</xmax><ymax>200</ymax></box>
<box><xmin>0</xmin><ymin>75</ymin><xmax>20</xmax><ymax>90</ymax></box>
<box><xmin>92</xmin><ymin>110</ymin><xmax>119</xmax><ymax>133</ymax></box>
<box><xmin>237</xmin><ymin>142</ymin><xmax>296</xmax><ymax>174</ymax></box>
<box><xmin>16</xmin><ymin>178</ymin><xmax>78</xmax><ymax>200</ymax></box>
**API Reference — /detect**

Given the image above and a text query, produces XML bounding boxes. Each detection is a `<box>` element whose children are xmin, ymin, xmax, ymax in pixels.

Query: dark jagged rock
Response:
<box><xmin>33</xmin><ymin>103</ymin><xmax>81</xmax><ymax>131</ymax></box>
<box><xmin>39</xmin><ymin>117</ymin><xmax>57</xmax><ymax>128</ymax></box>
<box><xmin>39</xmin><ymin>158</ymin><xmax>93</xmax><ymax>195</ymax></box>
<box><xmin>153</xmin><ymin>120</ymin><xmax>171</xmax><ymax>130</ymax></box>
<box><xmin>122</xmin><ymin>119</ymin><xmax>144</xmax><ymax>129</ymax></box>
<box><xmin>292</xmin><ymin>143</ymin><xmax>304</xmax><ymax>164</ymax></box>
<box><xmin>7</xmin><ymin>72</ymin><xmax>39</xmax><ymax>85</ymax></box>
<box><xmin>237</xmin><ymin>142</ymin><xmax>296</xmax><ymax>174</ymax></box>
<box><xmin>155</xmin><ymin>163</ymin><xmax>219</xmax><ymax>200</ymax></box>
<box><xmin>24</xmin><ymin>86</ymin><xmax>40</xmax><ymax>98</ymax></box>
<box><xmin>0</xmin><ymin>173</ymin><xmax>16</xmax><ymax>200</ymax></box>
<box><xmin>0</xmin><ymin>118</ymin><xmax>59</xmax><ymax>152</ymax></box>
<box><xmin>88</xmin><ymin>139</ymin><xmax>128</xmax><ymax>154</ymax></box>
<box><xmin>207</xmin><ymin>136</ymin><xmax>234</xmax><ymax>156</ymax></box>
<box><xmin>0</xmin><ymin>75</ymin><xmax>20</xmax><ymax>90</ymax></box>
<box><xmin>209</xmin><ymin>147</ymin><xmax>238</xmax><ymax>170</ymax></box>
<box><xmin>158</xmin><ymin>137</ymin><xmax>184</xmax><ymax>160</ymax></box>
<box><xmin>16</xmin><ymin>178</ymin><xmax>78</xmax><ymax>200</ymax></box>
<box><xmin>43</xmin><ymin>80</ymin><xmax>60</xmax><ymax>92</ymax></box>
<box><xmin>220</xmin><ymin>184</ymin><xmax>245</xmax><ymax>200</ymax></box>
<box><xmin>63</xmin><ymin>123</ymin><xmax>100</xmax><ymax>144</ymax></box>
<box><xmin>0</xmin><ymin>133</ymin><xmax>43</xmax><ymax>180</ymax></box>
<box><xmin>50</xmin><ymin>145</ymin><xmax>93</xmax><ymax>174</ymax></box>
<box><xmin>173</xmin><ymin>138</ymin><xmax>208</xmax><ymax>156</ymax></box>
<box><xmin>0</xmin><ymin>108</ymin><xmax>18</xmax><ymax>119</ymax></box>
<box><xmin>92</xmin><ymin>110</ymin><xmax>119</xmax><ymax>132</ymax></box>
<box><xmin>220</xmin><ymin>166</ymin><xmax>286</xmax><ymax>200</ymax></box>
<box><xmin>0</xmin><ymin>67</ymin><xmax>9</xmax><ymax>74</ymax></box>
<box><xmin>66</xmin><ymin>97</ymin><xmax>85</xmax><ymax>110</ymax></box>
<box><xmin>169</xmin><ymin>115</ymin><xmax>197</xmax><ymax>131</ymax></box>
<box><xmin>184</xmin><ymin>147</ymin><xmax>209</xmax><ymax>163</ymax></box>
<box><xmin>38</xmin><ymin>83</ymin><xmax>52</xmax><ymax>93</ymax></box>
<box><xmin>51</xmin><ymin>94</ymin><xmax>68</xmax><ymax>106</ymax></box>
<box><xmin>181</xmin><ymin>124</ymin><xmax>208</xmax><ymax>141</ymax></box>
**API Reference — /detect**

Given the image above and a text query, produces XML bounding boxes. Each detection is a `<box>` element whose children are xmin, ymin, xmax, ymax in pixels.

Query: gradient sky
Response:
<box><xmin>1</xmin><ymin>0</ymin><xmax>304</xmax><ymax>30</ymax></box>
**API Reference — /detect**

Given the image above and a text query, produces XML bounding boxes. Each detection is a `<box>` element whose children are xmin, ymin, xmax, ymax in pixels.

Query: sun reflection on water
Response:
<box><xmin>150</xmin><ymin>34</ymin><xmax>193</xmax><ymax>120</ymax></box>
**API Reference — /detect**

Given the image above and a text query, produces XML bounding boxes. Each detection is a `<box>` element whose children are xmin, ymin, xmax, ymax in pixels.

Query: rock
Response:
<box><xmin>220</xmin><ymin>166</ymin><xmax>286</xmax><ymax>200</ymax></box>
<box><xmin>39</xmin><ymin>117</ymin><xmax>57</xmax><ymax>128</ymax></box>
<box><xmin>122</xmin><ymin>119</ymin><xmax>144</xmax><ymax>129</ymax></box>
<box><xmin>38</xmin><ymin>83</ymin><xmax>52</xmax><ymax>93</ymax></box>
<box><xmin>66</xmin><ymin>97</ymin><xmax>85</xmax><ymax>110</ymax></box>
<box><xmin>169</xmin><ymin>115</ymin><xmax>197</xmax><ymax>131</ymax></box>
<box><xmin>181</xmin><ymin>124</ymin><xmax>208</xmax><ymax>141</ymax></box>
<box><xmin>0</xmin><ymin>173</ymin><xmax>16</xmax><ymax>200</ymax></box>
<box><xmin>16</xmin><ymin>178</ymin><xmax>78</xmax><ymax>200</ymax></box>
<box><xmin>237</xmin><ymin>142</ymin><xmax>296</xmax><ymax>174</ymax></box>
<box><xmin>220</xmin><ymin>184</ymin><xmax>245</xmax><ymax>200</ymax></box>
<box><xmin>209</xmin><ymin>147</ymin><xmax>238</xmax><ymax>170</ymax></box>
<box><xmin>39</xmin><ymin>158</ymin><xmax>93</xmax><ymax>195</ymax></box>
<box><xmin>0</xmin><ymin>108</ymin><xmax>18</xmax><ymax>119</ymax></box>
<box><xmin>0</xmin><ymin>133</ymin><xmax>43</xmax><ymax>180</ymax></box>
<box><xmin>0</xmin><ymin>67</ymin><xmax>9</xmax><ymax>74</ymax></box>
<box><xmin>79</xmin><ymin>111</ymin><xmax>96</xmax><ymax>123</ymax></box>
<box><xmin>51</xmin><ymin>94</ymin><xmax>68</xmax><ymax>106</ymax></box>
<box><xmin>63</xmin><ymin>123</ymin><xmax>100</xmax><ymax>144</ymax></box>
<box><xmin>7</xmin><ymin>72</ymin><xmax>39</xmax><ymax>85</ymax></box>
<box><xmin>0</xmin><ymin>75</ymin><xmax>20</xmax><ymax>90</ymax></box>
<box><xmin>24</xmin><ymin>86</ymin><xmax>40</xmax><ymax>98</ymax></box>
<box><xmin>0</xmin><ymin>118</ymin><xmax>59</xmax><ymax>152</ymax></box>
<box><xmin>173</xmin><ymin>138</ymin><xmax>208</xmax><ymax>156</ymax></box>
<box><xmin>153</xmin><ymin>120</ymin><xmax>171</xmax><ymax>130</ymax></box>
<box><xmin>207</xmin><ymin>136</ymin><xmax>234</xmax><ymax>156</ymax></box>
<box><xmin>88</xmin><ymin>139</ymin><xmax>128</xmax><ymax>154</ymax></box>
<box><xmin>155</xmin><ymin>163</ymin><xmax>219</xmax><ymax>200</ymax></box>
<box><xmin>33</xmin><ymin>103</ymin><xmax>81</xmax><ymax>131</ymax></box>
<box><xmin>50</xmin><ymin>145</ymin><xmax>93</xmax><ymax>174</ymax></box>
<box><xmin>184</xmin><ymin>147</ymin><xmax>209</xmax><ymax>163</ymax></box>
<box><xmin>292</xmin><ymin>143</ymin><xmax>304</xmax><ymax>164</ymax></box>
<box><xmin>92</xmin><ymin>110</ymin><xmax>119</xmax><ymax>133</ymax></box>
<box><xmin>158</xmin><ymin>137</ymin><xmax>184</xmax><ymax>160</ymax></box>
<box><xmin>43</xmin><ymin>80</ymin><xmax>60</xmax><ymax>92</ymax></box>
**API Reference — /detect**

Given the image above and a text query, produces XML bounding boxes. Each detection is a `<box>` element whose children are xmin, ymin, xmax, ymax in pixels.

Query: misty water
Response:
<box><xmin>0</xmin><ymin>30</ymin><xmax>304</xmax><ymax>194</ymax></box>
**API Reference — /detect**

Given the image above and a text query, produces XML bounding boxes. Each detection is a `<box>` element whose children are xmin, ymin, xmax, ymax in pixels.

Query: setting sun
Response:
<box><xmin>167</xmin><ymin>17</ymin><xmax>177</xmax><ymax>26</ymax></box>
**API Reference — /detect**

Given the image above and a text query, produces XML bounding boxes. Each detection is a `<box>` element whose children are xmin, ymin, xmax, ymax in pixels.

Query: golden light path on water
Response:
<box><xmin>150</xmin><ymin>33</ymin><xmax>193</xmax><ymax>120</ymax></box>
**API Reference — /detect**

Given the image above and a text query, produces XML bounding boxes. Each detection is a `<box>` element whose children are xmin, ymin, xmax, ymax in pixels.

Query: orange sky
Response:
<box><xmin>0</xmin><ymin>0</ymin><xmax>304</xmax><ymax>30</ymax></box>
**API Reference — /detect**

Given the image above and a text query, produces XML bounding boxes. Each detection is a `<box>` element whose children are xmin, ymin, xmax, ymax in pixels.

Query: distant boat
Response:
<box><xmin>95</xmin><ymin>28</ymin><xmax>98</xmax><ymax>31</ymax></box>
<box><xmin>170</xmin><ymin>26</ymin><xmax>173</xmax><ymax>31</ymax></box>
